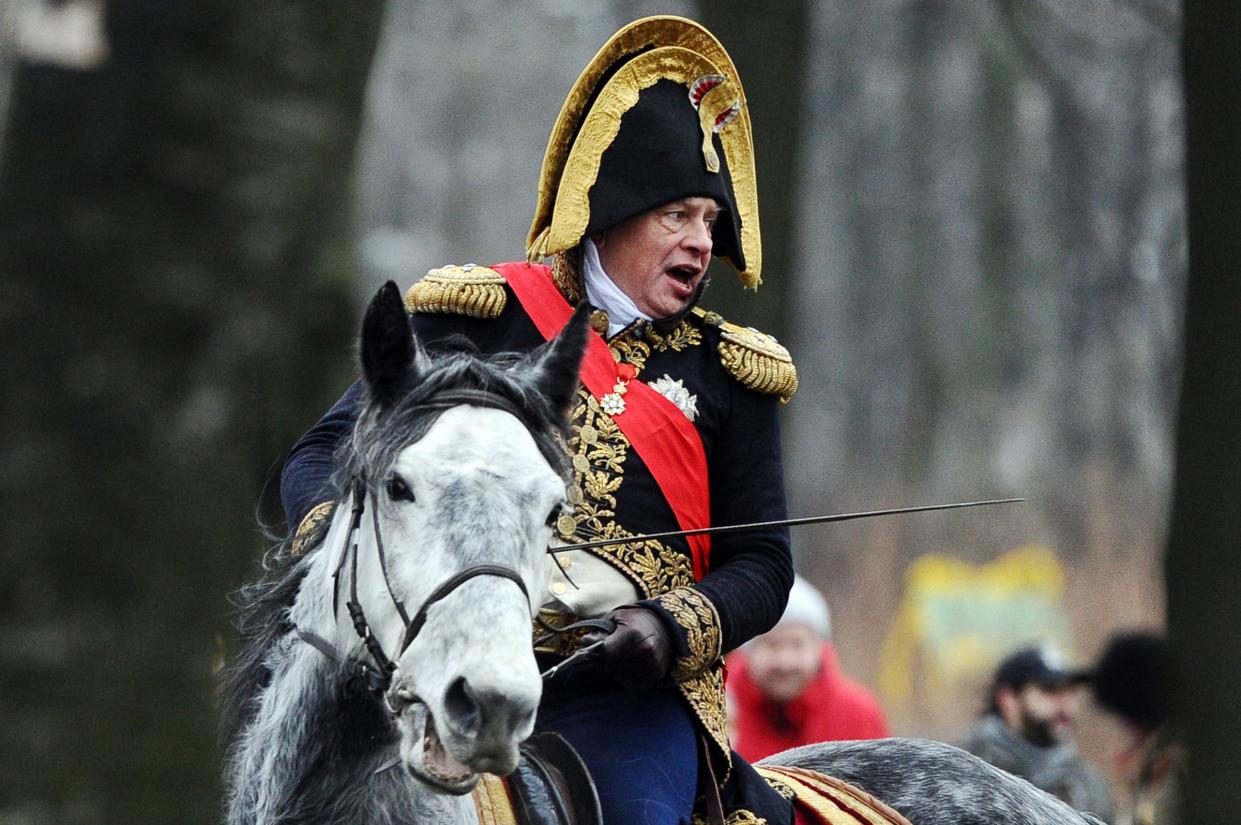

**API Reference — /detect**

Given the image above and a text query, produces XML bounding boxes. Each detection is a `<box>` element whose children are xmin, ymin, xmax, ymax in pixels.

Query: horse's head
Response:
<box><xmin>338</xmin><ymin>281</ymin><xmax>587</xmax><ymax>793</ymax></box>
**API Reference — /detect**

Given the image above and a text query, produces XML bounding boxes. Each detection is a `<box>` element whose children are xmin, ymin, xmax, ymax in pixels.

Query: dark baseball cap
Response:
<box><xmin>994</xmin><ymin>645</ymin><xmax>1091</xmax><ymax>690</ymax></box>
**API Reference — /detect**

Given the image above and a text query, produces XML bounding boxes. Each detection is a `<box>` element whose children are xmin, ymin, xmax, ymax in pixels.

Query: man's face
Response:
<box><xmin>593</xmin><ymin>196</ymin><xmax>719</xmax><ymax>319</ymax></box>
<box><xmin>744</xmin><ymin>623</ymin><xmax>822</xmax><ymax>704</ymax></box>
<box><xmin>1000</xmin><ymin>682</ymin><xmax>1082</xmax><ymax>747</ymax></box>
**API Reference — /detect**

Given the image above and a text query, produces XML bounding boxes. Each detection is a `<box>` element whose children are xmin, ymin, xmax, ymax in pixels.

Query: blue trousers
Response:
<box><xmin>535</xmin><ymin>685</ymin><xmax>699</xmax><ymax>825</ymax></box>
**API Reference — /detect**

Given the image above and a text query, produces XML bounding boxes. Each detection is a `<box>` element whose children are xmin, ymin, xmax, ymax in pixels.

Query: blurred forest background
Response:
<box><xmin>1</xmin><ymin>1</ymin><xmax>1236</xmax><ymax>824</ymax></box>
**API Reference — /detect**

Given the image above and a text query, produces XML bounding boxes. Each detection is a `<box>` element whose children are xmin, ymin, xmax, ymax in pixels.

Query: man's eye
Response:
<box><xmin>657</xmin><ymin>211</ymin><xmax>688</xmax><ymax>232</ymax></box>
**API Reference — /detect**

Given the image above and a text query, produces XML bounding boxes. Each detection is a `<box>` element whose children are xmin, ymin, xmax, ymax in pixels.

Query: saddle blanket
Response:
<box><xmin>756</xmin><ymin>765</ymin><xmax>913</xmax><ymax>825</ymax></box>
<box><xmin>473</xmin><ymin>773</ymin><xmax>518</xmax><ymax>825</ymax></box>
<box><xmin>471</xmin><ymin>764</ymin><xmax>912</xmax><ymax>825</ymax></box>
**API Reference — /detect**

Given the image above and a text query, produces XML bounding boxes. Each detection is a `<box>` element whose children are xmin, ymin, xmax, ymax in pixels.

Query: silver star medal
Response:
<box><xmin>600</xmin><ymin>388</ymin><xmax>627</xmax><ymax>416</ymax></box>
<box><xmin>648</xmin><ymin>375</ymin><xmax>698</xmax><ymax>422</ymax></box>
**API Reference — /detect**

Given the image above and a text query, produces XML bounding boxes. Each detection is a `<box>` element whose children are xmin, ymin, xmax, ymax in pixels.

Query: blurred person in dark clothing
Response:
<box><xmin>960</xmin><ymin>644</ymin><xmax>1114</xmax><ymax>822</ymax></box>
<box><xmin>1092</xmin><ymin>630</ymin><xmax>1180</xmax><ymax>825</ymax></box>
<box><xmin>727</xmin><ymin>574</ymin><xmax>889</xmax><ymax>761</ymax></box>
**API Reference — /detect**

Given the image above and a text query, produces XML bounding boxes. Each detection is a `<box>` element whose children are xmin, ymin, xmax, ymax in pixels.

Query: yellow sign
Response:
<box><xmin>879</xmin><ymin>544</ymin><xmax>1072</xmax><ymax>705</ymax></box>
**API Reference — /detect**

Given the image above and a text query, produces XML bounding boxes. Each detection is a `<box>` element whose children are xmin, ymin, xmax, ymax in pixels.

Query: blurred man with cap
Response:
<box><xmin>960</xmin><ymin>644</ymin><xmax>1114</xmax><ymax>821</ymax></box>
<box><xmin>728</xmin><ymin>574</ymin><xmax>889</xmax><ymax>761</ymax></box>
<box><xmin>281</xmin><ymin>15</ymin><xmax>797</xmax><ymax>825</ymax></box>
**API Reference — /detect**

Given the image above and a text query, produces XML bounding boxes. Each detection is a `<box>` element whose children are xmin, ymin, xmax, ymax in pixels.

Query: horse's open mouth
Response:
<box><xmin>404</xmin><ymin>703</ymin><xmax>478</xmax><ymax>794</ymax></box>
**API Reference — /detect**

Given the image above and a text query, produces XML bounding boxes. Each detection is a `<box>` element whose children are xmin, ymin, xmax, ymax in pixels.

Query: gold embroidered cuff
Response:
<box><xmin>655</xmin><ymin>586</ymin><xmax>722</xmax><ymax>681</ymax></box>
<box><xmin>291</xmin><ymin>501</ymin><xmax>334</xmax><ymax>556</ymax></box>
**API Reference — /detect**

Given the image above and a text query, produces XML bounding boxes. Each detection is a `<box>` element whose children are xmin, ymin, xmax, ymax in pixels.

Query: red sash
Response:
<box><xmin>494</xmin><ymin>262</ymin><xmax>711</xmax><ymax>579</ymax></box>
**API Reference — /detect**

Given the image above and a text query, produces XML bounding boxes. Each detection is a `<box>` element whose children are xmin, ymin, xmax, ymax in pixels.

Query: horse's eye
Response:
<box><xmin>386</xmin><ymin>476</ymin><xmax>415</xmax><ymax>503</ymax></box>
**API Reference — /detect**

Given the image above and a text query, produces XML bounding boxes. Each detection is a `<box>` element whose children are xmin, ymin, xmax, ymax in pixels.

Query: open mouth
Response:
<box><xmin>665</xmin><ymin>265</ymin><xmax>700</xmax><ymax>297</ymax></box>
<box><xmin>404</xmin><ymin>703</ymin><xmax>478</xmax><ymax>794</ymax></box>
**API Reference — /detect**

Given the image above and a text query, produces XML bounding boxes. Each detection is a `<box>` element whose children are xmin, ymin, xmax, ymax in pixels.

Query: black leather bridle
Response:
<box><xmin>296</xmin><ymin>389</ymin><xmax>537</xmax><ymax>694</ymax></box>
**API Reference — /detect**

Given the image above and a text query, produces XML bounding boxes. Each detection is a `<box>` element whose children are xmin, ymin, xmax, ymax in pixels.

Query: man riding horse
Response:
<box><xmin>282</xmin><ymin>16</ymin><xmax>799</xmax><ymax>824</ymax></box>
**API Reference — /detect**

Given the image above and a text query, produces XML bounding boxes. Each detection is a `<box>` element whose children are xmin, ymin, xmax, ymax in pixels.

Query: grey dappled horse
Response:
<box><xmin>770</xmin><ymin>740</ymin><xmax>1107</xmax><ymax>824</ymax></box>
<box><xmin>220</xmin><ymin>282</ymin><xmax>1106</xmax><ymax>825</ymax></box>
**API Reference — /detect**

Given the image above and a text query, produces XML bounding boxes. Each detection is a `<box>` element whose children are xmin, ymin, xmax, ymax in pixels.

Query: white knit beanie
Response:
<box><xmin>779</xmin><ymin>574</ymin><xmax>831</xmax><ymax>639</ymax></box>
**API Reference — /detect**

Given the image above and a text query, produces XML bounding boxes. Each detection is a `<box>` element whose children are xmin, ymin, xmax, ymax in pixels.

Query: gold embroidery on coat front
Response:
<box><xmin>546</xmin><ymin>317</ymin><xmax>728</xmax><ymax>777</ymax></box>
<box><xmin>608</xmin><ymin>320</ymin><xmax>702</xmax><ymax>372</ymax></box>
<box><xmin>556</xmin><ymin>391</ymin><xmax>695</xmax><ymax>597</ymax></box>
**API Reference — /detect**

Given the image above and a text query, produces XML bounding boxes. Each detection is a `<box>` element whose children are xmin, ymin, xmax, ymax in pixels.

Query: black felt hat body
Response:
<box><xmin>584</xmin><ymin>79</ymin><xmax>743</xmax><ymax>268</ymax></box>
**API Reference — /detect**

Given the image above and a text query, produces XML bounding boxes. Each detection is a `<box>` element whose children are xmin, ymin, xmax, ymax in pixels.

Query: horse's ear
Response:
<box><xmin>361</xmin><ymin>281</ymin><xmax>425</xmax><ymax>405</ymax></box>
<box><xmin>529</xmin><ymin>302</ymin><xmax>590</xmax><ymax>420</ymax></box>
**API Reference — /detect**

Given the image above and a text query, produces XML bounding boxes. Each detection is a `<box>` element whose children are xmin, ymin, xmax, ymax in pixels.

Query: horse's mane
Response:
<box><xmin>219</xmin><ymin>337</ymin><xmax>572</xmax><ymax>752</ymax></box>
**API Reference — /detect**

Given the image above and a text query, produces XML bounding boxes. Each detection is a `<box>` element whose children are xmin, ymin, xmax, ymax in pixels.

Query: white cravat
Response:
<box><xmin>581</xmin><ymin>238</ymin><xmax>651</xmax><ymax>338</ymax></box>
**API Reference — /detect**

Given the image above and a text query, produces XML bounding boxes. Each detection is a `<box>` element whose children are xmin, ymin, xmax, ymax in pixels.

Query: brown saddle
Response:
<box><xmin>472</xmin><ymin>732</ymin><xmax>602</xmax><ymax>825</ymax></box>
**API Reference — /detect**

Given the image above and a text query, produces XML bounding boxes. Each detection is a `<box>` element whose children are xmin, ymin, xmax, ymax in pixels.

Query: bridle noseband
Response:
<box><xmin>298</xmin><ymin>388</ymin><xmax>539</xmax><ymax>694</ymax></box>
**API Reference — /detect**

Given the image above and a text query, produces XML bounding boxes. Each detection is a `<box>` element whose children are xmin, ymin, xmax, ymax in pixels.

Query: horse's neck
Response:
<box><xmin>227</xmin><ymin>509</ymin><xmax>480</xmax><ymax>825</ymax></box>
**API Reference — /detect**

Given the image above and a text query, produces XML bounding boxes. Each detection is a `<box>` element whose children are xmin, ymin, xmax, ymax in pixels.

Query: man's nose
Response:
<box><xmin>682</xmin><ymin>219</ymin><xmax>713</xmax><ymax>255</ymax></box>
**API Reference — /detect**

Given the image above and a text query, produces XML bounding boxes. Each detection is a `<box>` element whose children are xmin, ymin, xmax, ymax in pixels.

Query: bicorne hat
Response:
<box><xmin>526</xmin><ymin>16</ymin><xmax>762</xmax><ymax>288</ymax></box>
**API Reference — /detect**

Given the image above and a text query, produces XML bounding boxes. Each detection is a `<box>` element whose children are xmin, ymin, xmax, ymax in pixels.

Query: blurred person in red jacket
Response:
<box><xmin>727</xmin><ymin>574</ymin><xmax>889</xmax><ymax>761</ymax></box>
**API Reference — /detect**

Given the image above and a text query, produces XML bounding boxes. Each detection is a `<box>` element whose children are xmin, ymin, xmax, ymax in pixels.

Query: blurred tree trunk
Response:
<box><xmin>1167</xmin><ymin>2</ymin><xmax>1241</xmax><ymax>819</ymax></box>
<box><xmin>697</xmin><ymin>1</ymin><xmax>807</xmax><ymax>344</ymax></box>
<box><xmin>0</xmin><ymin>2</ymin><xmax>385</xmax><ymax>823</ymax></box>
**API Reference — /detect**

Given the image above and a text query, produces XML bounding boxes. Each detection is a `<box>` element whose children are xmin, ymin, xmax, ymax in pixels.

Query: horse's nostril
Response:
<box><xmin>443</xmin><ymin>676</ymin><xmax>481</xmax><ymax>736</ymax></box>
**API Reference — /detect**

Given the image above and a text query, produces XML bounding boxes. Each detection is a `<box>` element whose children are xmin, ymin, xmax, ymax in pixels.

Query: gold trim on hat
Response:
<box><xmin>527</xmin><ymin>17</ymin><xmax>761</xmax><ymax>288</ymax></box>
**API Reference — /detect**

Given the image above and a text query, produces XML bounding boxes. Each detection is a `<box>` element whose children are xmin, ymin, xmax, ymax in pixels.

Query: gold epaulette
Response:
<box><xmin>404</xmin><ymin>264</ymin><xmax>507</xmax><ymax>318</ymax></box>
<box><xmin>693</xmin><ymin>308</ymin><xmax>798</xmax><ymax>403</ymax></box>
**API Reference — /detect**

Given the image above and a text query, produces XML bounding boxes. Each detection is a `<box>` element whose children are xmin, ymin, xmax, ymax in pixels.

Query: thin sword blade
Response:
<box><xmin>550</xmin><ymin>498</ymin><xmax>1024</xmax><ymax>555</ymax></box>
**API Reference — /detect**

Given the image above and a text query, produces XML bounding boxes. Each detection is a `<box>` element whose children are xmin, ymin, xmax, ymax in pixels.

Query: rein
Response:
<box><xmin>297</xmin><ymin>388</ymin><xmax>539</xmax><ymax>694</ymax></box>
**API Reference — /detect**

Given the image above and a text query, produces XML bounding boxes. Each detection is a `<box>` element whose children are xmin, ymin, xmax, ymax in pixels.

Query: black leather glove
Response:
<box><xmin>580</xmin><ymin>606</ymin><xmax>674</xmax><ymax>690</ymax></box>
